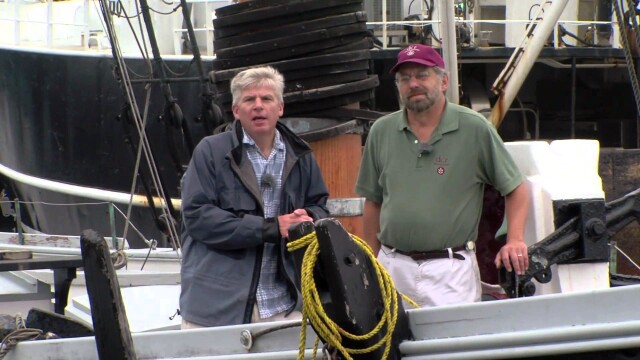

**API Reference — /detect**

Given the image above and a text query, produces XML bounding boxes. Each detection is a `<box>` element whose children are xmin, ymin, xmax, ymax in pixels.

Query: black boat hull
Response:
<box><xmin>0</xmin><ymin>46</ymin><xmax>211</xmax><ymax>246</ymax></box>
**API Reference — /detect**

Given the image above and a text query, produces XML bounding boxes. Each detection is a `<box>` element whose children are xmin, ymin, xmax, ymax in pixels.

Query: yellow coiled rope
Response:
<box><xmin>287</xmin><ymin>231</ymin><xmax>418</xmax><ymax>360</ymax></box>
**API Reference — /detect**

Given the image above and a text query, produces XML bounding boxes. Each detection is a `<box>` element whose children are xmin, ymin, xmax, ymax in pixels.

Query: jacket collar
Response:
<box><xmin>229</xmin><ymin>120</ymin><xmax>312</xmax><ymax>165</ymax></box>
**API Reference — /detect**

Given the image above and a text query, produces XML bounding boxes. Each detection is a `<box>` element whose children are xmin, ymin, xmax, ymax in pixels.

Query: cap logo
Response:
<box><xmin>404</xmin><ymin>45</ymin><xmax>420</xmax><ymax>57</ymax></box>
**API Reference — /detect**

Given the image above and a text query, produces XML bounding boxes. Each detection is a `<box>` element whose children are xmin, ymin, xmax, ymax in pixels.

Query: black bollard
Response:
<box><xmin>288</xmin><ymin>221</ymin><xmax>317</xmax><ymax>291</ymax></box>
<box><xmin>290</xmin><ymin>218</ymin><xmax>412</xmax><ymax>359</ymax></box>
<box><xmin>80</xmin><ymin>229</ymin><xmax>137</xmax><ymax>360</ymax></box>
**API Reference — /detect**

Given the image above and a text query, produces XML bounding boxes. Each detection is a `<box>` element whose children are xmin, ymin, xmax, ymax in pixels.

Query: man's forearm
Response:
<box><xmin>363</xmin><ymin>199</ymin><xmax>382</xmax><ymax>256</ymax></box>
<box><xmin>505</xmin><ymin>181</ymin><xmax>530</xmax><ymax>243</ymax></box>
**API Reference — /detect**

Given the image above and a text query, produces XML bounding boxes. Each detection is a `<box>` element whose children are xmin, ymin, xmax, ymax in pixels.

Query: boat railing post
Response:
<box><xmin>109</xmin><ymin>202</ymin><xmax>117</xmax><ymax>249</ymax></box>
<box><xmin>382</xmin><ymin>0</ymin><xmax>387</xmax><ymax>48</ymax></box>
<box><xmin>13</xmin><ymin>0</ymin><xmax>19</xmax><ymax>45</ymax></box>
<box><xmin>439</xmin><ymin>0</ymin><xmax>460</xmax><ymax>104</ymax></box>
<box><xmin>46</xmin><ymin>0</ymin><xmax>53</xmax><ymax>47</ymax></box>
<box><xmin>84</xmin><ymin>0</ymin><xmax>90</xmax><ymax>48</ymax></box>
<box><xmin>14</xmin><ymin>199</ymin><xmax>24</xmax><ymax>245</ymax></box>
<box><xmin>205</xmin><ymin>1</ymin><xmax>213</xmax><ymax>56</ymax></box>
<box><xmin>205</xmin><ymin>25</ymin><xmax>213</xmax><ymax>56</ymax></box>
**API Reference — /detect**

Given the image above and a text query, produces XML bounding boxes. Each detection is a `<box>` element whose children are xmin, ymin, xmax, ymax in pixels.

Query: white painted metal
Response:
<box><xmin>490</xmin><ymin>0</ymin><xmax>570</xmax><ymax>126</ymax></box>
<box><xmin>506</xmin><ymin>139</ymin><xmax>608</xmax><ymax>295</ymax></box>
<box><xmin>0</xmin><ymin>231</ymin><xmax>181</xmax><ymax>318</ymax></box>
<box><xmin>0</xmin><ymin>160</ymin><xmax>181</xmax><ymax>209</ymax></box>
<box><xmin>438</xmin><ymin>0</ymin><xmax>460</xmax><ymax>104</ymax></box>
<box><xmin>0</xmin><ymin>161</ymin><xmax>361</xmax><ymax>217</ymax></box>
<box><xmin>4</xmin><ymin>284</ymin><xmax>640</xmax><ymax>359</ymax></box>
<box><xmin>65</xmin><ymin>285</ymin><xmax>181</xmax><ymax>332</ymax></box>
<box><xmin>404</xmin><ymin>285</ymin><xmax>640</xmax><ymax>359</ymax></box>
<box><xmin>505</xmin><ymin>0</ymin><xmax>580</xmax><ymax>48</ymax></box>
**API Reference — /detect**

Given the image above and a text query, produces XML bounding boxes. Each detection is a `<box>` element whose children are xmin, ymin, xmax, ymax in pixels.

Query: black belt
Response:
<box><xmin>393</xmin><ymin>245</ymin><xmax>466</xmax><ymax>261</ymax></box>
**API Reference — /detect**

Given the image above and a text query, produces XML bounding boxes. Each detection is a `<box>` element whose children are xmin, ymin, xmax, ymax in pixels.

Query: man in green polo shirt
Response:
<box><xmin>355</xmin><ymin>44</ymin><xmax>530</xmax><ymax>307</ymax></box>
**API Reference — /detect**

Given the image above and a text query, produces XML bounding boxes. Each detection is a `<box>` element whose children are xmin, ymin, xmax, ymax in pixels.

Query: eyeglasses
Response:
<box><xmin>395</xmin><ymin>70</ymin><xmax>432</xmax><ymax>85</ymax></box>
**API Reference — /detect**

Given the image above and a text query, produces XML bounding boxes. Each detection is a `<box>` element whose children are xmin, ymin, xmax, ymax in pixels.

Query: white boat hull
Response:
<box><xmin>3</xmin><ymin>284</ymin><xmax>640</xmax><ymax>359</ymax></box>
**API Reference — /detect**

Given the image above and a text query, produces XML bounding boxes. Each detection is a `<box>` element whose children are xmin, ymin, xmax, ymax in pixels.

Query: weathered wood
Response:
<box><xmin>310</xmin><ymin>134</ymin><xmax>364</xmax><ymax>239</ymax></box>
<box><xmin>80</xmin><ymin>229</ymin><xmax>136</xmax><ymax>360</ymax></box>
<box><xmin>599</xmin><ymin>148</ymin><xmax>640</xmax><ymax>201</ymax></box>
<box><xmin>598</xmin><ymin>149</ymin><xmax>640</xmax><ymax>276</ymax></box>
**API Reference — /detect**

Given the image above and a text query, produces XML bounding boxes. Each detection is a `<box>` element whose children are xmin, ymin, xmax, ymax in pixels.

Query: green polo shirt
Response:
<box><xmin>355</xmin><ymin>102</ymin><xmax>524</xmax><ymax>252</ymax></box>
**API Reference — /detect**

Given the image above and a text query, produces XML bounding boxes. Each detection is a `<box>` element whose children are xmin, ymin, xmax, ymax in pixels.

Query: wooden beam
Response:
<box><xmin>80</xmin><ymin>229</ymin><xmax>136</xmax><ymax>360</ymax></box>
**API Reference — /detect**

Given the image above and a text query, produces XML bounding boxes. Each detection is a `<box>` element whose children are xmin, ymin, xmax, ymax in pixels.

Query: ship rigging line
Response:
<box><xmin>178</xmin><ymin>0</ymin><xmax>222</xmax><ymax>134</ymax></box>
<box><xmin>94</xmin><ymin>0</ymin><xmax>178</xmax><ymax>251</ymax></box>
<box><xmin>97</xmin><ymin>0</ymin><xmax>181</xmax><ymax>251</ymax></box>
<box><xmin>138</xmin><ymin>0</ymin><xmax>196</xmax><ymax>159</ymax></box>
<box><xmin>613</xmin><ymin>0</ymin><xmax>640</xmax><ymax>147</ymax></box>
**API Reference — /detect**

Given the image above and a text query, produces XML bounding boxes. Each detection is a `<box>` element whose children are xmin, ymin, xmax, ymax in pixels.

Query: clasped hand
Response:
<box><xmin>278</xmin><ymin>209</ymin><xmax>313</xmax><ymax>238</ymax></box>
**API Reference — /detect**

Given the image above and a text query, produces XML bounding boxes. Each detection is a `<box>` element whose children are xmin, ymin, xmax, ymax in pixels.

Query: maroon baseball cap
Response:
<box><xmin>389</xmin><ymin>44</ymin><xmax>445</xmax><ymax>73</ymax></box>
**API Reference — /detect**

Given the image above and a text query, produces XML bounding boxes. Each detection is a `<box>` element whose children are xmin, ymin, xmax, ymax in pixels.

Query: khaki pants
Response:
<box><xmin>377</xmin><ymin>245</ymin><xmax>481</xmax><ymax>308</ymax></box>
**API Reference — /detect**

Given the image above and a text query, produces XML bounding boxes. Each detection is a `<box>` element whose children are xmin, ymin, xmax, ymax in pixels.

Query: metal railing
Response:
<box><xmin>0</xmin><ymin>0</ymin><xmax>91</xmax><ymax>48</ymax></box>
<box><xmin>0</xmin><ymin>0</ymin><xmax>621</xmax><ymax>55</ymax></box>
<box><xmin>367</xmin><ymin>19</ymin><xmax>619</xmax><ymax>49</ymax></box>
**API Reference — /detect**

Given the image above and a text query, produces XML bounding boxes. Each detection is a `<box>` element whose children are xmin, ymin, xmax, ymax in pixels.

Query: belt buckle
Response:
<box><xmin>465</xmin><ymin>241</ymin><xmax>476</xmax><ymax>252</ymax></box>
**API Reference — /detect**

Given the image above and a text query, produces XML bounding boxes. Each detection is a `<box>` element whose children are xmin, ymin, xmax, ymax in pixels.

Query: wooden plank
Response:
<box><xmin>80</xmin><ymin>229</ymin><xmax>137</xmax><ymax>360</ymax></box>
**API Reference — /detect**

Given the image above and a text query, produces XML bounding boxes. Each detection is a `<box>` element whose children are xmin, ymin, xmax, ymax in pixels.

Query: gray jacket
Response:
<box><xmin>179</xmin><ymin>121</ymin><xmax>329</xmax><ymax>327</ymax></box>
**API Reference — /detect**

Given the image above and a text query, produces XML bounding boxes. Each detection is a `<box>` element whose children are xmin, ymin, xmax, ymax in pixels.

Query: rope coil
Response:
<box><xmin>111</xmin><ymin>249</ymin><xmax>129</xmax><ymax>270</ymax></box>
<box><xmin>287</xmin><ymin>231</ymin><xmax>417</xmax><ymax>360</ymax></box>
<box><xmin>0</xmin><ymin>314</ymin><xmax>58</xmax><ymax>360</ymax></box>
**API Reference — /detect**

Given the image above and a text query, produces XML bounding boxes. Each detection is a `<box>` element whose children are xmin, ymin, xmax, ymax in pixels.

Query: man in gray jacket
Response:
<box><xmin>180</xmin><ymin>66</ymin><xmax>329</xmax><ymax>328</ymax></box>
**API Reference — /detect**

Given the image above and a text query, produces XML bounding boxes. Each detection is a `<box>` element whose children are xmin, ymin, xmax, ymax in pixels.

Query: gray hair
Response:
<box><xmin>431</xmin><ymin>66</ymin><xmax>447</xmax><ymax>78</ymax></box>
<box><xmin>230</xmin><ymin>66</ymin><xmax>285</xmax><ymax>106</ymax></box>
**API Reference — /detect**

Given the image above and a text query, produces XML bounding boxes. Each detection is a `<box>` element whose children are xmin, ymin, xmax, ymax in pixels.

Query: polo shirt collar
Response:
<box><xmin>396</xmin><ymin>100</ymin><xmax>460</xmax><ymax>143</ymax></box>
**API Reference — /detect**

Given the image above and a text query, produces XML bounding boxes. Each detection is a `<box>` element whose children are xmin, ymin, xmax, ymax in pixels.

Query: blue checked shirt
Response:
<box><xmin>243</xmin><ymin>129</ymin><xmax>293</xmax><ymax>319</ymax></box>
